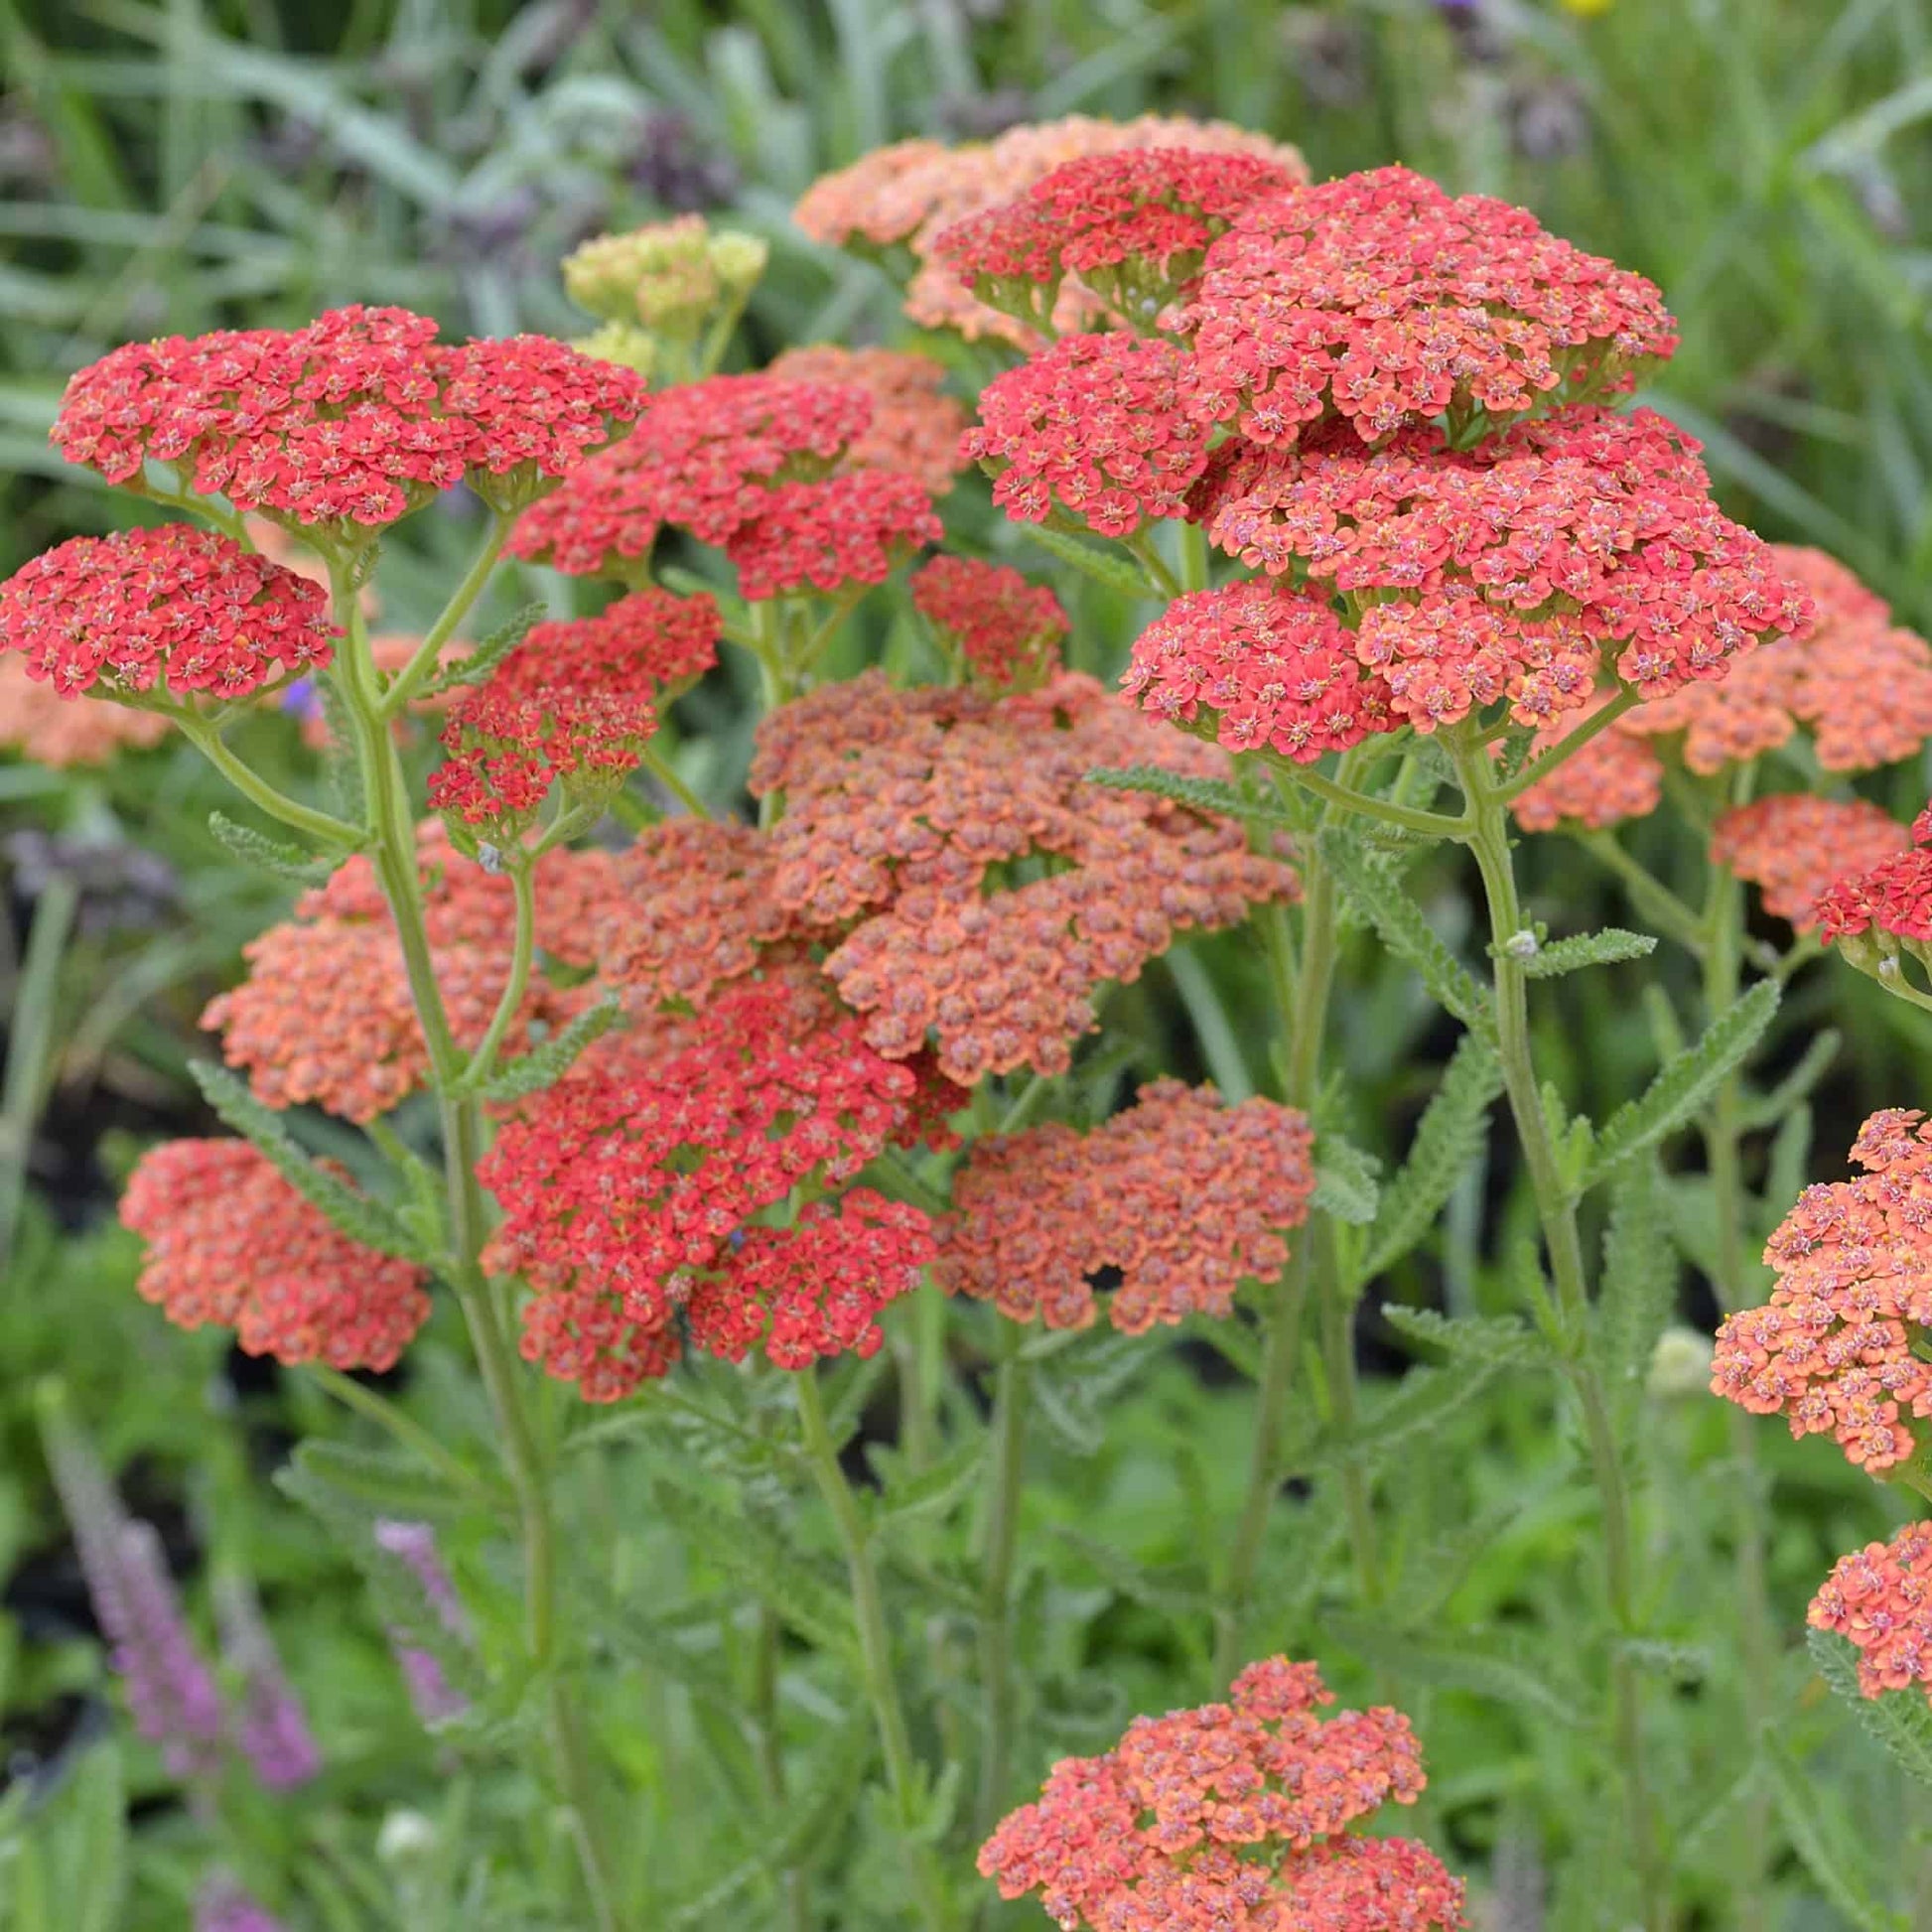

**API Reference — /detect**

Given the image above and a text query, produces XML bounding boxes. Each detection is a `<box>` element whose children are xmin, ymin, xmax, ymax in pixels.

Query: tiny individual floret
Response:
<box><xmin>1809</xmin><ymin>1523</ymin><xmax>1932</xmax><ymax>1706</ymax></box>
<box><xmin>1181</xmin><ymin>164</ymin><xmax>1677</xmax><ymax>446</ymax></box>
<box><xmin>979</xmin><ymin>1654</ymin><xmax>1464</xmax><ymax>1931</ymax></box>
<box><xmin>1712</xmin><ymin>1108</ymin><xmax>1932</xmax><ymax>1471</ymax></box>
<box><xmin>1712</xmin><ymin>795</ymin><xmax>1909</xmax><ymax>931</ymax></box>
<box><xmin>935</xmin><ymin>1080</ymin><xmax>1314</xmax><ymax>1331</ymax></box>
<box><xmin>0</xmin><ymin>525</ymin><xmax>336</xmax><ymax>702</ymax></box>
<box><xmin>912</xmin><ymin>555</ymin><xmax>1069</xmax><ymax>688</ymax></box>
<box><xmin>1510</xmin><ymin>698</ymin><xmax>1664</xmax><ymax>833</ymax></box>
<box><xmin>480</xmin><ymin>975</ymin><xmax>926</xmax><ymax>1400</ymax></box>
<box><xmin>965</xmin><ymin>332</ymin><xmax>1210</xmax><ymax>538</ymax></box>
<box><xmin>931</xmin><ymin>147</ymin><xmax>1302</xmax><ymax>330</ymax></box>
<box><xmin>120</xmin><ymin>1140</ymin><xmax>431</xmax><ymax>1371</ymax></box>
<box><xmin>0</xmin><ymin>656</ymin><xmax>171</xmax><ymax>764</ymax></box>
<box><xmin>725</xmin><ymin>469</ymin><xmax>942</xmax><ymax>601</ymax></box>
<box><xmin>507</xmin><ymin>371</ymin><xmax>874</xmax><ymax>576</ymax></box>
<box><xmin>750</xmin><ymin>672</ymin><xmax>1298</xmax><ymax>1083</ymax></box>
<box><xmin>51</xmin><ymin>306</ymin><xmax>646</xmax><ymax>536</ymax></box>
<box><xmin>767</xmin><ymin>345</ymin><xmax>969</xmax><ymax>495</ymax></box>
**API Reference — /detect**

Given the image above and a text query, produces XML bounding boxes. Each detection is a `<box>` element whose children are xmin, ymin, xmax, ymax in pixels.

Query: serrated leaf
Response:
<box><xmin>280</xmin><ymin>1441</ymin><xmax>483</xmax><ymax>1522</ymax></box>
<box><xmin>1583</xmin><ymin>979</ymin><xmax>1779</xmax><ymax>1187</ymax></box>
<box><xmin>1379</xmin><ymin>1305</ymin><xmax>1541</xmax><ymax>1367</ymax></box>
<box><xmin>1593</xmin><ymin>1163</ymin><xmax>1677</xmax><ymax>1426</ymax></box>
<box><xmin>1319</xmin><ymin>827</ymin><xmax>1495</xmax><ymax>1042</ymax></box>
<box><xmin>1324</xmin><ymin>1615</ymin><xmax>1588</xmax><ymax>1728</ymax></box>
<box><xmin>1031</xmin><ymin>1331</ymin><xmax>1154</xmax><ymax>1457</ymax></box>
<box><xmin>1085</xmin><ymin>764</ymin><xmax>1298</xmax><ymax>831</ymax></box>
<box><xmin>1518</xmin><ymin>927</ymin><xmax>1658</xmax><ymax>978</ymax></box>
<box><xmin>480</xmin><ymin>998</ymin><xmax>622</xmax><ymax>1101</ymax></box>
<box><xmin>418</xmin><ymin>601</ymin><xmax>546</xmax><ymax>697</ymax></box>
<box><xmin>1361</xmin><ymin>1035</ymin><xmax>1502</xmax><ymax>1283</ymax></box>
<box><xmin>1051</xmin><ymin>1527</ymin><xmax>1211</xmax><ymax>1615</ymax></box>
<box><xmin>1292</xmin><ymin>1354</ymin><xmax>1505</xmax><ymax>1479</ymax></box>
<box><xmin>869</xmin><ymin>1435</ymin><xmax>984</xmax><ymax>1526</ymax></box>
<box><xmin>1616</xmin><ymin>1637</ymin><xmax>1709</xmax><ymax>1682</ymax></box>
<box><xmin>1764</xmin><ymin>1732</ymin><xmax>1904</xmax><ymax>1931</ymax></box>
<box><xmin>1312</xmin><ymin>1133</ymin><xmax>1381</xmax><ymax>1225</ymax></box>
<box><xmin>1382</xmin><ymin>1456</ymin><xmax>1574</xmax><ymax>1629</ymax></box>
<box><xmin>207</xmin><ymin>810</ymin><xmax>339</xmax><ymax>884</ymax></box>
<box><xmin>1024</xmin><ymin>522</ymin><xmax>1158</xmax><ymax>600</ymax></box>
<box><xmin>189</xmin><ymin>1061</ymin><xmax>431</xmax><ymax>1264</ymax></box>
<box><xmin>1809</xmin><ymin>1625</ymin><xmax>1932</xmax><ymax>1788</ymax></box>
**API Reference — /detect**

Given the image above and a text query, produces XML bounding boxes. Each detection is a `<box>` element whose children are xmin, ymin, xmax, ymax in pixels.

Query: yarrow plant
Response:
<box><xmin>11</xmin><ymin>125</ymin><xmax>1930</xmax><ymax>1932</ymax></box>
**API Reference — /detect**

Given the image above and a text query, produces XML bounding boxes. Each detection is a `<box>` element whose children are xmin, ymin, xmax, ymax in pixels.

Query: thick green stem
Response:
<box><xmin>973</xmin><ymin>1329</ymin><xmax>1032</xmax><ymax>1846</ymax></box>
<box><xmin>0</xmin><ymin>873</ymin><xmax>78</xmax><ymax>1285</ymax></box>
<box><xmin>1700</xmin><ymin>865</ymin><xmax>1777</xmax><ymax>1925</ymax></box>
<box><xmin>1263</xmin><ymin>751</ymin><xmax>1470</xmax><ymax>839</ymax></box>
<box><xmin>752</xmin><ymin>1604</ymin><xmax>813</xmax><ymax>1932</ymax></box>
<box><xmin>795</xmin><ymin>1371</ymin><xmax>955</xmax><ymax>1932</ymax></box>
<box><xmin>1451</xmin><ymin>738</ymin><xmax>1668</xmax><ymax>1931</ymax></box>
<box><xmin>175</xmin><ymin>714</ymin><xmax>362</xmax><ymax>849</ymax></box>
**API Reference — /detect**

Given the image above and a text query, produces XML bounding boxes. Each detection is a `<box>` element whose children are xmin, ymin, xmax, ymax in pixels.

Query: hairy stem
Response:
<box><xmin>1451</xmin><ymin>735</ymin><xmax>1668</xmax><ymax>1931</ymax></box>
<box><xmin>973</xmin><ymin>1326</ymin><xmax>1032</xmax><ymax>1845</ymax></box>
<box><xmin>795</xmin><ymin>1371</ymin><xmax>956</xmax><ymax>1932</ymax></box>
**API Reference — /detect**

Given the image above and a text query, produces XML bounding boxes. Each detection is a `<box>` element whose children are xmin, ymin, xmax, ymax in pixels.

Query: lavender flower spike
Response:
<box><xmin>374</xmin><ymin>1518</ymin><xmax>473</xmax><ymax>1726</ymax></box>
<box><xmin>213</xmin><ymin>1575</ymin><xmax>322</xmax><ymax>1791</ymax></box>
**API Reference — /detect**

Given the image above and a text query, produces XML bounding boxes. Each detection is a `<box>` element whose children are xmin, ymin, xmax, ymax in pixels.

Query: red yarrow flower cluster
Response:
<box><xmin>480</xmin><ymin>975</ymin><xmax>928</xmax><ymax>1400</ymax></box>
<box><xmin>51</xmin><ymin>307</ymin><xmax>645</xmax><ymax>532</ymax></box>
<box><xmin>725</xmin><ymin>469</ymin><xmax>941</xmax><ymax>601</ymax></box>
<box><xmin>979</xmin><ymin>1655</ymin><xmax>1463</xmax><ymax>1932</ymax></box>
<box><xmin>507</xmin><ymin>372</ymin><xmax>872</xmax><ymax>575</ymax></box>
<box><xmin>1198</xmin><ymin>408</ymin><xmax>1811</xmax><ymax>720</ymax></box>
<box><xmin>964</xmin><ymin>333</ymin><xmax>1210</xmax><ymax>539</ymax></box>
<box><xmin>505</xmin><ymin>588</ymin><xmax>722</xmax><ymax>696</ymax></box>
<box><xmin>1712</xmin><ymin>1108</ymin><xmax>1932</xmax><ymax>1471</ymax></box>
<box><xmin>931</xmin><ymin>147</ymin><xmax>1303</xmax><ymax>328</ymax></box>
<box><xmin>1816</xmin><ymin>803</ymin><xmax>1932</xmax><ymax>949</ymax></box>
<box><xmin>1810</xmin><ymin>1523</ymin><xmax>1932</xmax><ymax>1706</ymax></box>
<box><xmin>120</xmin><ymin>1140</ymin><xmax>430</xmax><ymax>1371</ymax></box>
<box><xmin>750</xmin><ymin>671</ymin><xmax>1298</xmax><ymax>1084</ymax></box>
<box><xmin>766</xmin><ymin>345</ymin><xmax>969</xmax><ymax>495</ymax></box>
<box><xmin>1712</xmin><ymin>795</ymin><xmax>1909</xmax><ymax>932</ymax></box>
<box><xmin>935</xmin><ymin>1079</ymin><xmax>1315</xmax><ymax>1331</ymax></box>
<box><xmin>204</xmin><ymin>826</ymin><xmax>610</xmax><ymax>1122</ymax></box>
<box><xmin>913</xmin><ymin>555</ymin><xmax>1069</xmax><ymax>689</ymax></box>
<box><xmin>0</xmin><ymin>525</ymin><xmax>336</xmax><ymax>702</ymax></box>
<box><xmin>1181</xmin><ymin>165</ymin><xmax>1676</xmax><ymax>447</ymax></box>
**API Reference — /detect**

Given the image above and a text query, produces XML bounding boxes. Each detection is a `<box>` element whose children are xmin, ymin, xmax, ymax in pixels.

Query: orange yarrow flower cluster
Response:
<box><xmin>480</xmin><ymin>975</ymin><xmax>931</xmax><ymax>1400</ymax></box>
<box><xmin>793</xmin><ymin>116</ymin><xmax>1307</xmax><ymax>345</ymax></box>
<box><xmin>1509</xmin><ymin>693</ymin><xmax>1662</xmax><ymax>832</ymax></box>
<box><xmin>935</xmin><ymin>1080</ymin><xmax>1314</xmax><ymax>1332</ymax></box>
<box><xmin>204</xmin><ymin>826</ymin><xmax>611</xmax><ymax>1122</ymax></box>
<box><xmin>1811</xmin><ymin>1523</ymin><xmax>1932</xmax><ymax>1707</ymax></box>
<box><xmin>1180</xmin><ymin>165</ymin><xmax>1676</xmax><ymax>447</ymax></box>
<box><xmin>1712</xmin><ymin>1108</ymin><xmax>1932</xmax><ymax>1472</ymax></box>
<box><xmin>766</xmin><ymin>345</ymin><xmax>968</xmax><ymax>495</ymax></box>
<box><xmin>0</xmin><ymin>657</ymin><xmax>171</xmax><ymax>765</ymax></box>
<box><xmin>912</xmin><ymin>555</ymin><xmax>1068</xmax><ymax>689</ymax></box>
<box><xmin>750</xmin><ymin>671</ymin><xmax>1298</xmax><ymax>1084</ymax></box>
<box><xmin>979</xmin><ymin>1655</ymin><xmax>1464</xmax><ymax>1932</ymax></box>
<box><xmin>1711</xmin><ymin>795</ymin><xmax>1909</xmax><ymax>931</ymax></box>
<box><xmin>121</xmin><ymin>1140</ymin><xmax>430</xmax><ymax>1371</ymax></box>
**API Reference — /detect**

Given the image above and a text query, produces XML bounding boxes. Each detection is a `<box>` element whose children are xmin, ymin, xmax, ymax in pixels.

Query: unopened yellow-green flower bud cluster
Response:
<box><xmin>563</xmin><ymin>216</ymin><xmax>769</xmax><ymax>338</ymax></box>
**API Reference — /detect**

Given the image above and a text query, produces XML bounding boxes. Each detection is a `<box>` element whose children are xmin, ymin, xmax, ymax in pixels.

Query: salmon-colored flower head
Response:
<box><xmin>121</xmin><ymin>1140</ymin><xmax>430</xmax><ymax>1370</ymax></box>
<box><xmin>935</xmin><ymin>1080</ymin><xmax>1314</xmax><ymax>1332</ymax></box>
<box><xmin>51</xmin><ymin>306</ymin><xmax>645</xmax><ymax>533</ymax></box>
<box><xmin>1181</xmin><ymin>165</ymin><xmax>1676</xmax><ymax>447</ymax></box>
<box><xmin>1810</xmin><ymin>1523</ymin><xmax>1932</xmax><ymax>1706</ymax></box>
<box><xmin>1199</xmin><ymin>408</ymin><xmax>1811</xmax><ymax>719</ymax></box>
<box><xmin>766</xmin><ymin>345</ymin><xmax>969</xmax><ymax>495</ymax></box>
<box><xmin>965</xmin><ymin>333</ymin><xmax>1210</xmax><ymax>539</ymax></box>
<box><xmin>1712</xmin><ymin>795</ymin><xmax>1910</xmax><ymax>931</ymax></box>
<box><xmin>1712</xmin><ymin>1108</ymin><xmax>1932</xmax><ymax>1472</ymax></box>
<box><xmin>793</xmin><ymin>116</ymin><xmax>1307</xmax><ymax>346</ymax></box>
<box><xmin>912</xmin><ymin>555</ymin><xmax>1069</xmax><ymax>689</ymax></box>
<box><xmin>0</xmin><ymin>656</ymin><xmax>171</xmax><ymax>765</ymax></box>
<box><xmin>506</xmin><ymin>372</ymin><xmax>872</xmax><ymax>576</ymax></box>
<box><xmin>932</xmin><ymin>147</ymin><xmax>1303</xmax><ymax>330</ymax></box>
<box><xmin>479</xmin><ymin>975</ymin><xmax>928</xmax><ymax>1399</ymax></box>
<box><xmin>750</xmin><ymin>671</ymin><xmax>1298</xmax><ymax>1084</ymax></box>
<box><xmin>724</xmin><ymin>469</ymin><xmax>941</xmax><ymax>601</ymax></box>
<box><xmin>203</xmin><ymin>826</ymin><xmax>608</xmax><ymax>1122</ymax></box>
<box><xmin>0</xmin><ymin>525</ymin><xmax>336</xmax><ymax>702</ymax></box>
<box><xmin>979</xmin><ymin>1654</ymin><xmax>1464</xmax><ymax>1932</ymax></box>
<box><xmin>1510</xmin><ymin>697</ymin><xmax>1664</xmax><ymax>833</ymax></box>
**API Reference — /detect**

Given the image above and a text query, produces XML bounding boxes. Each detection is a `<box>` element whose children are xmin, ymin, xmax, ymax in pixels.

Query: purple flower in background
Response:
<box><xmin>195</xmin><ymin>1872</ymin><xmax>290</xmax><ymax>1932</ymax></box>
<box><xmin>43</xmin><ymin>1420</ymin><xmax>225</xmax><ymax>1781</ymax></box>
<box><xmin>374</xmin><ymin>1519</ymin><xmax>473</xmax><ymax>1726</ymax></box>
<box><xmin>213</xmin><ymin>1576</ymin><xmax>322</xmax><ymax>1791</ymax></box>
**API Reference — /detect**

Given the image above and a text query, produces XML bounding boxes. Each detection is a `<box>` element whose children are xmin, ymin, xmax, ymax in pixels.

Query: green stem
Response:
<box><xmin>752</xmin><ymin>1606</ymin><xmax>811</xmax><ymax>1932</ymax></box>
<box><xmin>1450</xmin><ymin>736</ymin><xmax>1669</xmax><ymax>1932</ymax></box>
<box><xmin>0</xmin><ymin>873</ymin><xmax>78</xmax><ymax>1285</ymax></box>
<box><xmin>1493</xmin><ymin>687</ymin><xmax>1642</xmax><ymax>803</ymax></box>
<box><xmin>1318</xmin><ymin>1230</ymin><xmax>1382</xmax><ymax>1604</ymax></box>
<box><xmin>795</xmin><ymin>1371</ymin><xmax>955</xmax><ymax>1932</ymax></box>
<box><xmin>1265</xmin><ymin>751</ymin><xmax>1470</xmax><ymax>839</ymax></box>
<box><xmin>1175</xmin><ymin>520</ymin><xmax>1211</xmax><ymax>596</ymax></box>
<box><xmin>1580</xmin><ymin>832</ymin><xmax>1709</xmax><ymax>960</ymax></box>
<box><xmin>461</xmin><ymin>863</ymin><xmax>536</xmax><ymax>1089</ymax></box>
<box><xmin>304</xmin><ymin>1364</ymin><xmax>503</xmax><ymax>1511</ymax></box>
<box><xmin>1700</xmin><ymin>864</ymin><xmax>1777</xmax><ymax>1926</ymax></box>
<box><xmin>175</xmin><ymin>715</ymin><xmax>362</xmax><ymax>849</ymax></box>
<box><xmin>973</xmin><ymin>1328</ymin><xmax>1032</xmax><ymax>1847</ymax></box>
<box><xmin>638</xmin><ymin>742</ymin><xmax>710</xmax><ymax>819</ymax></box>
<box><xmin>380</xmin><ymin>513</ymin><xmax>512</xmax><ymax>719</ymax></box>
